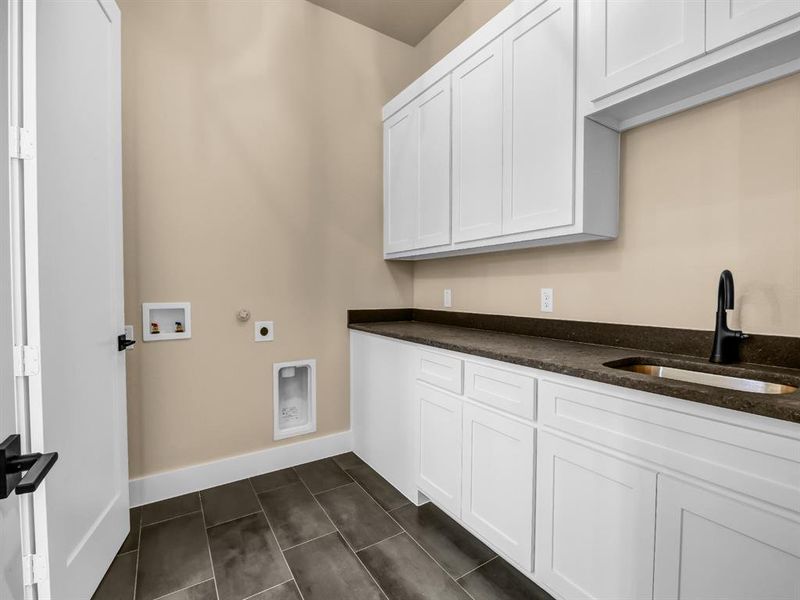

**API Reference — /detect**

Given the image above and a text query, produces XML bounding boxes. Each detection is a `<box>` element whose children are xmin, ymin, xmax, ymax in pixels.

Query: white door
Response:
<box><xmin>0</xmin><ymin>3</ymin><xmax>24</xmax><ymax>597</ymax></box>
<box><xmin>383</xmin><ymin>105</ymin><xmax>418</xmax><ymax>254</ymax></box>
<box><xmin>461</xmin><ymin>402</ymin><xmax>533</xmax><ymax>569</ymax></box>
<box><xmin>653</xmin><ymin>475</ymin><xmax>800</xmax><ymax>600</ymax></box>
<box><xmin>502</xmin><ymin>0</ymin><xmax>575</xmax><ymax>235</ymax></box>
<box><xmin>535</xmin><ymin>431</ymin><xmax>657</xmax><ymax>600</ymax></box>
<box><xmin>31</xmin><ymin>0</ymin><xmax>128</xmax><ymax>597</ymax></box>
<box><xmin>416</xmin><ymin>78</ymin><xmax>451</xmax><ymax>250</ymax></box>
<box><xmin>706</xmin><ymin>0</ymin><xmax>800</xmax><ymax>50</ymax></box>
<box><xmin>586</xmin><ymin>0</ymin><xmax>706</xmax><ymax>101</ymax></box>
<box><xmin>417</xmin><ymin>383</ymin><xmax>462</xmax><ymax>516</ymax></box>
<box><xmin>452</xmin><ymin>38</ymin><xmax>503</xmax><ymax>243</ymax></box>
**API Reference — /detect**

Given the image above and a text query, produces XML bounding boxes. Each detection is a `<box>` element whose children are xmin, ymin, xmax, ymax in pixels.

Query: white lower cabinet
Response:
<box><xmin>461</xmin><ymin>402</ymin><xmax>534</xmax><ymax>569</ymax></box>
<box><xmin>535</xmin><ymin>431</ymin><xmax>657</xmax><ymax>600</ymax></box>
<box><xmin>417</xmin><ymin>382</ymin><xmax>463</xmax><ymax>516</ymax></box>
<box><xmin>653</xmin><ymin>476</ymin><xmax>800</xmax><ymax>600</ymax></box>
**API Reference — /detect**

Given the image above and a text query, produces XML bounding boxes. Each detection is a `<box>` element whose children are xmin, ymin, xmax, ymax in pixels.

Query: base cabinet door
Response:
<box><xmin>706</xmin><ymin>0</ymin><xmax>800</xmax><ymax>50</ymax></box>
<box><xmin>461</xmin><ymin>402</ymin><xmax>534</xmax><ymax>569</ymax></box>
<box><xmin>535</xmin><ymin>432</ymin><xmax>657</xmax><ymax>600</ymax></box>
<box><xmin>653</xmin><ymin>476</ymin><xmax>800</xmax><ymax>600</ymax></box>
<box><xmin>417</xmin><ymin>383</ymin><xmax>462</xmax><ymax>516</ymax></box>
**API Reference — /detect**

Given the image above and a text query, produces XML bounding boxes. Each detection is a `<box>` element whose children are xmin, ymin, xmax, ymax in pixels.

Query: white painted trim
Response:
<box><xmin>129</xmin><ymin>430</ymin><xmax>352</xmax><ymax>507</ymax></box>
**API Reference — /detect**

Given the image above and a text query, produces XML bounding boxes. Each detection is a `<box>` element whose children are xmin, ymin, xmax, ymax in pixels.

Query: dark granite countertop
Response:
<box><xmin>349</xmin><ymin>318</ymin><xmax>800</xmax><ymax>425</ymax></box>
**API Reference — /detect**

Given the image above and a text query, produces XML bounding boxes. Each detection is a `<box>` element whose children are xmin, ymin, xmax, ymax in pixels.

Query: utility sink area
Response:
<box><xmin>609</xmin><ymin>362</ymin><xmax>798</xmax><ymax>395</ymax></box>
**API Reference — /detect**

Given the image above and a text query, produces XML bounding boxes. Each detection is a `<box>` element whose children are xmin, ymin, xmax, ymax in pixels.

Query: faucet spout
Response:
<box><xmin>710</xmin><ymin>269</ymin><xmax>748</xmax><ymax>364</ymax></box>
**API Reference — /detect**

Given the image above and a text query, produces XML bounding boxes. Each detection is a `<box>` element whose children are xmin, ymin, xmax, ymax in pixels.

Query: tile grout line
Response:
<box><xmin>149</xmin><ymin>577</ymin><xmax>215</xmax><ymax>600</ymax></box>
<box><xmin>239</xmin><ymin>576</ymin><xmax>294</xmax><ymax>600</ymax></box>
<box><xmin>279</xmin><ymin>528</ymin><xmax>339</xmax><ymax>553</ymax></box>
<box><xmin>203</xmin><ymin>509</ymin><xmax>263</xmax><ymax>531</ymax></box>
<box><xmin>140</xmin><ymin>508</ymin><xmax>202</xmax><ymax>529</ymax></box>
<box><xmin>247</xmin><ymin>477</ymin><xmax>306</xmax><ymax>600</ymax></box>
<box><xmin>197</xmin><ymin>494</ymin><xmax>222</xmax><ymax>600</ymax></box>
<box><xmin>355</xmin><ymin>530</ymin><xmax>405</xmax><ymax>554</ymax></box>
<box><xmin>309</xmin><ymin>480</ymin><xmax>356</xmax><ymax>496</ymax></box>
<box><xmin>456</xmin><ymin>555</ymin><xmax>497</xmax><ymax>581</ymax></box>
<box><xmin>348</xmin><ymin>475</ymin><xmax>482</xmax><ymax>600</ymax></box>
<box><xmin>132</xmin><ymin>509</ymin><xmax>143</xmax><ymax>600</ymax></box>
<box><xmin>295</xmin><ymin>471</ymin><xmax>394</xmax><ymax>600</ymax></box>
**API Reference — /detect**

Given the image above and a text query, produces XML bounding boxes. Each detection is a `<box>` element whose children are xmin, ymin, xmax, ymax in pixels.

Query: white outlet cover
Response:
<box><xmin>541</xmin><ymin>288</ymin><xmax>554</xmax><ymax>313</ymax></box>
<box><xmin>444</xmin><ymin>288</ymin><xmax>453</xmax><ymax>308</ymax></box>
<box><xmin>255</xmin><ymin>321</ymin><xmax>274</xmax><ymax>342</ymax></box>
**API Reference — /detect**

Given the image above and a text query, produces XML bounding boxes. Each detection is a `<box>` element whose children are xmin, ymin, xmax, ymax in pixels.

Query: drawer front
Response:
<box><xmin>539</xmin><ymin>379</ymin><xmax>800</xmax><ymax>513</ymax></box>
<box><xmin>464</xmin><ymin>361</ymin><xmax>536</xmax><ymax>419</ymax></box>
<box><xmin>417</xmin><ymin>351</ymin><xmax>463</xmax><ymax>394</ymax></box>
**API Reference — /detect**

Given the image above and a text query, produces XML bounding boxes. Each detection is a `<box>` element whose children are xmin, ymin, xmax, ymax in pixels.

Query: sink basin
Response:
<box><xmin>611</xmin><ymin>363</ymin><xmax>797</xmax><ymax>395</ymax></box>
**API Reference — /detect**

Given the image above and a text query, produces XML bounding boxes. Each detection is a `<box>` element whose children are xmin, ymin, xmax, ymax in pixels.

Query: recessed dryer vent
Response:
<box><xmin>273</xmin><ymin>359</ymin><xmax>316</xmax><ymax>441</ymax></box>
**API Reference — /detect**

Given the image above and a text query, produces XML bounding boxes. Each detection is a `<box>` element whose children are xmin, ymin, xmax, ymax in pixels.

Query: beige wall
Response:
<box><xmin>121</xmin><ymin>0</ymin><xmax>417</xmax><ymax>478</ymax></box>
<box><xmin>412</xmin><ymin>3</ymin><xmax>800</xmax><ymax>336</ymax></box>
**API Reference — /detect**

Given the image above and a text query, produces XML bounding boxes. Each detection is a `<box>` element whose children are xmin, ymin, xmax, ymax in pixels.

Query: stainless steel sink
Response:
<box><xmin>612</xmin><ymin>363</ymin><xmax>797</xmax><ymax>395</ymax></box>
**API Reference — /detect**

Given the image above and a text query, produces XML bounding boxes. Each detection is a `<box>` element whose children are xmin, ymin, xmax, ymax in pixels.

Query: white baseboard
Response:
<box><xmin>129</xmin><ymin>430</ymin><xmax>353</xmax><ymax>507</ymax></box>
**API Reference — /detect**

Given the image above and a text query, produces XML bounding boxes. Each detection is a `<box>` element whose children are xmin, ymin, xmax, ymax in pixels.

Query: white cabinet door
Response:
<box><xmin>417</xmin><ymin>383</ymin><xmax>462</xmax><ymax>516</ymax></box>
<box><xmin>502</xmin><ymin>0</ymin><xmax>575</xmax><ymax>235</ymax></box>
<box><xmin>462</xmin><ymin>402</ymin><xmax>534</xmax><ymax>569</ymax></box>
<box><xmin>654</xmin><ymin>476</ymin><xmax>800</xmax><ymax>600</ymax></box>
<box><xmin>586</xmin><ymin>0</ymin><xmax>706</xmax><ymax>101</ymax></box>
<box><xmin>707</xmin><ymin>0</ymin><xmax>800</xmax><ymax>50</ymax></box>
<box><xmin>417</xmin><ymin>79</ymin><xmax>452</xmax><ymax>249</ymax></box>
<box><xmin>452</xmin><ymin>38</ymin><xmax>503</xmax><ymax>243</ymax></box>
<box><xmin>535</xmin><ymin>432</ymin><xmax>657</xmax><ymax>600</ymax></box>
<box><xmin>384</xmin><ymin>105</ymin><xmax>418</xmax><ymax>253</ymax></box>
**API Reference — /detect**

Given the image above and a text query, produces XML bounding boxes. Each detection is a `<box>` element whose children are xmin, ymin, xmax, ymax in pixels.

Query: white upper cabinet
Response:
<box><xmin>382</xmin><ymin>0</ymin><xmax>619</xmax><ymax>260</ymax></box>
<box><xmin>707</xmin><ymin>0</ymin><xmax>800</xmax><ymax>50</ymax></box>
<box><xmin>383</xmin><ymin>77</ymin><xmax>451</xmax><ymax>254</ymax></box>
<box><xmin>502</xmin><ymin>1</ymin><xmax>575</xmax><ymax>235</ymax></box>
<box><xmin>654</xmin><ymin>476</ymin><xmax>800</xmax><ymax>600</ymax></box>
<box><xmin>586</xmin><ymin>0</ymin><xmax>706</xmax><ymax>102</ymax></box>
<box><xmin>452</xmin><ymin>39</ymin><xmax>504</xmax><ymax>243</ymax></box>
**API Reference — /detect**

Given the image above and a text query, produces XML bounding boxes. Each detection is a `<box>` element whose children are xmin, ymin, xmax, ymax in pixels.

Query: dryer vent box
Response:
<box><xmin>274</xmin><ymin>359</ymin><xmax>316</xmax><ymax>441</ymax></box>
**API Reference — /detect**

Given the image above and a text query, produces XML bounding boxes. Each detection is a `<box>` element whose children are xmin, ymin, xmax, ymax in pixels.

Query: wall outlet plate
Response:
<box><xmin>255</xmin><ymin>321</ymin><xmax>274</xmax><ymax>342</ymax></box>
<box><xmin>443</xmin><ymin>288</ymin><xmax>453</xmax><ymax>308</ymax></box>
<box><xmin>541</xmin><ymin>288</ymin><xmax>554</xmax><ymax>313</ymax></box>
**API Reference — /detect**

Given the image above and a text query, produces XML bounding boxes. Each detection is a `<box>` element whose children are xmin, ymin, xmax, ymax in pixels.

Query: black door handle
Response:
<box><xmin>118</xmin><ymin>333</ymin><xmax>136</xmax><ymax>352</ymax></box>
<box><xmin>1</xmin><ymin>435</ymin><xmax>58</xmax><ymax>499</ymax></box>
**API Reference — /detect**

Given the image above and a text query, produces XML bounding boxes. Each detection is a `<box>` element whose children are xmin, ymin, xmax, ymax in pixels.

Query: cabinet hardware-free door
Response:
<box><xmin>502</xmin><ymin>0</ymin><xmax>575</xmax><ymax>235</ymax></box>
<box><xmin>586</xmin><ymin>0</ymin><xmax>705</xmax><ymax>102</ymax></box>
<box><xmin>417</xmin><ymin>383</ymin><xmax>462</xmax><ymax>516</ymax></box>
<box><xmin>706</xmin><ymin>0</ymin><xmax>800</xmax><ymax>50</ymax></box>
<box><xmin>461</xmin><ymin>402</ymin><xmax>534</xmax><ymax>569</ymax></box>
<box><xmin>384</xmin><ymin>106</ymin><xmax>418</xmax><ymax>253</ymax></box>
<box><xmin>452</xmin><ymin>38</ymin><xmax>504</xmax><ymax>243</ymax></box>
<box><xmin>653</xmin><ymin>475</ymin><xmax>800</xmax><ymax>600</ymax></box>
<box><xmin>535</xmin><ymin>431</ymin><xmax>657</xmax><ymax>600</ymax></box>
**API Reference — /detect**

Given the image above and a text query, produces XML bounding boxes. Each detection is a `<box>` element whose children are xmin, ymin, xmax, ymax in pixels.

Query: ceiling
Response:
<box><xmin>307</xmin><ymin>0</ymin><xmax>465</xmax><ymax>46</ymax></box>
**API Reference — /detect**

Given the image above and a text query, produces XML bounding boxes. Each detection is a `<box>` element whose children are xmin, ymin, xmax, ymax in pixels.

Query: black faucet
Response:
<box><xmin>710</xmin><ymin>270</ymin><xmax>748</xmax><ymax>363</ymax></box>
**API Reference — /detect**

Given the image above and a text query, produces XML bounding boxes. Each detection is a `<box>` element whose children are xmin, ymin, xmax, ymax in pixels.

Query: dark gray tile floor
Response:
<box><xmin>93</xmin><ymin>453</ymin><xmax>554</xmax><ymax>600</ymax></box>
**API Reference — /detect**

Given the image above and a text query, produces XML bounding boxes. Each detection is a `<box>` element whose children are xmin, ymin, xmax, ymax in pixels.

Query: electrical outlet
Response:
<box><xmin>254</xmin><ymin>321</ymin><xmax>274</xmax><ymax>342</ymax></box>
<box><xmin>443</xmin><ymin>288</ymin><xmax>453</xmax><ymax>308</ymax></box>
<box><xmin>540</xmin><ymin>288</ymin><xmax>554</xmax><ymax>313</ymax></box>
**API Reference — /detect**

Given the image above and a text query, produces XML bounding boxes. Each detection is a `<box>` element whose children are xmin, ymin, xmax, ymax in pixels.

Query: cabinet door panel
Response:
<box><xmin>536</xmin><ymin>432</ymin><xmax>657</xmax><ymax>600</ymax></box>
<box><xmin>417</xmin><ymin>79</ymin><xmax>452</xmax><ymax>249</ymax></box>
<box><xmin>587</xmin><ymin>0</ymin><xmax>705</xmax><ymax>101</ymax></box>
<box><xmin>707</xmin><ymin>0</ymin><xmax>800</xmax><ymax>50</ymax></box>
<box><xmin>417</xmin><ymin>383</ymin><xmax>462</xmax><ymax>516</ymax></box>
<box><xmin>452</xmin><ymin>39</ymin><xmax>503</xmax><ymax>243</ymax></box>
<box><xmin>503</xmin><ymin>1</ymin><xmax>575</xmax><ymax>235</ymax></box>
<box><xmin>384</xmin><ymin>107</ymin><xmax>418</xmax><ymax>253</ymax></box>
<box><xmin>462</xmin><ymin>403</ymin><xmax>534</xmax><ymax>569</ymax></box>
<box><xmin>654</xmin><ymin>476</ymin><xmax>800</xmax><ymax>600</ymax></box>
